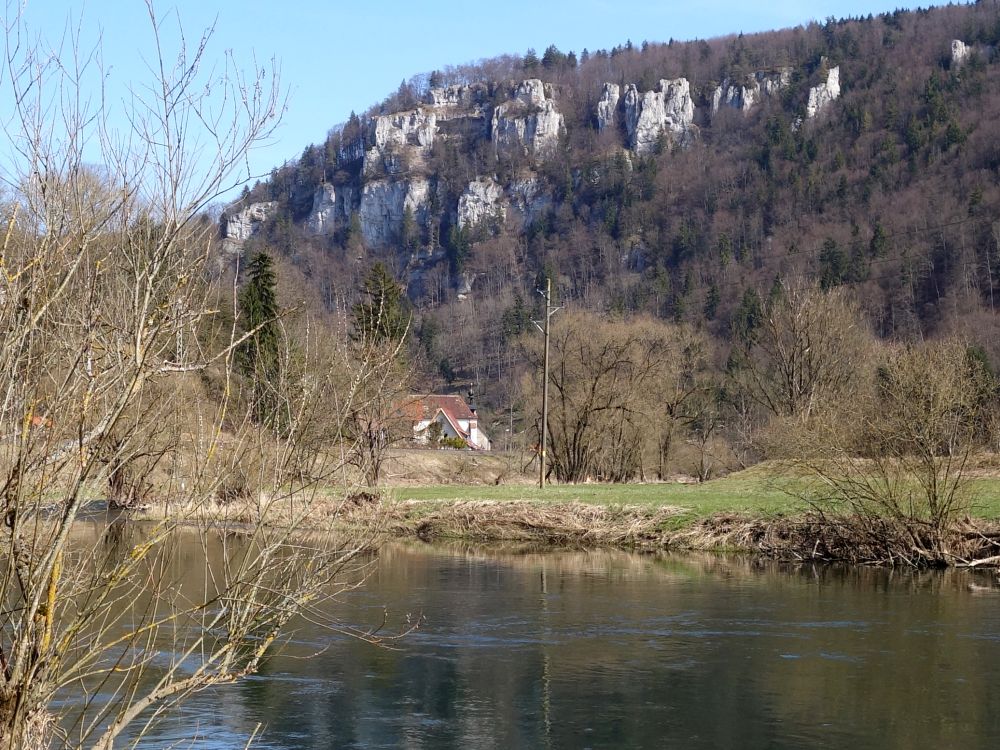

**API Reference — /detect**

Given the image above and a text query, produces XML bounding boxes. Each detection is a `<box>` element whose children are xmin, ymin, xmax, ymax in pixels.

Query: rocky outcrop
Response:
<box><xmin>951</xmin><ymin>39</ymin><xmax>996</xmax><ymax>68</ymax></box>
<box><xmin>491</xmin><ymin>79</ymin><xmax>565</xmax><ymax>160</ymax></box>
<box><xmin>457</xmin><ymin>178</ymin><xmax>506</xmax><ymax>231</ymax></box>
<box><xmin>952</xmin><ymin>39</ymin><xmax>971</xmax><ymax>67</ymax></box>
<box><xmin>623</xmin><ymin>78</ymin><xmax>696</xmax><ymax>154</ymax></box>
<box><xmin>805</xmin><ymin>66</ymin><xmax>840</xmax><ymax>119</ymax></box>
<box><xmin>711</xmin><ymin>69</ymin><xmax>791</xmax><ymax>114</ymax></box>
<box><xmin>221</xmin><ymin>201</ymin><xmax>276</xmax><ymax>252</ymax></box>
<box><xmin>358</xmin><ymin>178</ymin><xmax>430</xmax><ymax>247</ymax></box>
<box><xmin>597</xmin><ymin>83</ymin><xmax>621</xmax><ymax>131</ymax></box>
<box><xmin>426</xmin><ymin>83</ymin><xmax>489</xmax><ymax>112</ymax></box>
<box><xmin>508</xmin><ymin>175</ymin><xmax>551</xmax><ymax>227</ymax></box>
<box><xmin>364</xmin><ymin>110</ymin><xmax>436</xmax><ymax>175</ymax></box>
<box><xmin>306</xmin><ymin>183</ymin><xmax>354</xmax><ymax>235</ymax></box>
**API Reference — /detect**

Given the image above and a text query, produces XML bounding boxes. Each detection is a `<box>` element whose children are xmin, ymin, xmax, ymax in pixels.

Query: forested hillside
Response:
<box><xmin>222</xmin><ymin>2</ymin><xmax>1000</xmax><ymax>463</ymax></box>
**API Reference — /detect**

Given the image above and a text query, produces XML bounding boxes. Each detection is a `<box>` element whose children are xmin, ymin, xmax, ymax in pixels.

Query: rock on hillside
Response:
<box><xmin>623</xmin><ymin>78</ymin><xmax>696</xmax><ymax>154</ymax></box>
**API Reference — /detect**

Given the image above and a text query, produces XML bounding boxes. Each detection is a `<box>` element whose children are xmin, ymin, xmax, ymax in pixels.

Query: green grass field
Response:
<box><xmin>390</xmin><ymin>467</ymin><xmax>1000</xmax><ymax>527</ymax></box>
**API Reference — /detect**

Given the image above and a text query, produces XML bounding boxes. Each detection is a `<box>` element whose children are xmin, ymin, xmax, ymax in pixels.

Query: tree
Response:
<box><xmin>351</xmin><ymin>262</ymin><xmax>410</xmax><ymax>345</ymax></box>
<box><xmin>798</xmin><ymin>339</ymin><xmax>990</xmax><ymax>566</ymax></box>
<box><xmin>347</xmin><ymin>263</ymin><xmax>412</xmax><ymax>486</ymax></box>
<box><xmin>237</xmin><ymin>251</ymin><xmax>282</xmax><ymax>425</ymax></box>
<box><xmin>0</xmin><ymin>7</ymin><xmax>381</xmax><ymax>748</ymax></box>
<box><xmin>520</xmin><ymin>312</ymin><xmax>699</xmax><ymax>482</ymax></box>
<box><xmin>728</xmin><ymin>280</ymin><xmax>872</xmax><ymax>428</ymax></box>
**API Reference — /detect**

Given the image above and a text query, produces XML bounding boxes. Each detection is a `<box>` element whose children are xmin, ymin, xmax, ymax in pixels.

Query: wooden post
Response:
<box><xmin>539</xmin><ymin>277</ymin><xmax>551</xmax><ymax>489</ymax></box>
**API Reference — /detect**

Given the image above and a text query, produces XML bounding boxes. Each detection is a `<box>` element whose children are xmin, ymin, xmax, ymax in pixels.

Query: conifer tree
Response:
<box><xmin>351</xmin><ymin>262</ymin><xmax>410</xmax><ymax>345</ymax></box>
<box><xmin>238</xmin><ymin>251</ymin><xmax>282</xmax><ymax>423</ymax></box>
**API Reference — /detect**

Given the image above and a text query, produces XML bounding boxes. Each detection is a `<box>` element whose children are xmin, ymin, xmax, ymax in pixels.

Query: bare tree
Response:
<box><xmin>728</xmin><ymin>280</ymin><xmax>874</xmax><ymax>429</ymax></box>
<box><xmin>796</xmin><ymin>338</ymin><xmax>991</xmax><ymax>566</ymax></box>
<box><xmin>520</xmin><ymin>312</ymin><xmax>700</xmax><ymax>483</ymax></box>
<box><xmin>0</xmin><ymin>6</ymin><xmax>384</xmax><ymax>748</ymax></box>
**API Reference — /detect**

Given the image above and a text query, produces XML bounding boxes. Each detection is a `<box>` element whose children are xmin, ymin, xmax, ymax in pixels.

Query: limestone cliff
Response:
<box><xmin>805</xmin><ymin>66</ymin><xmax>840</xmax><ymax>119</ymax></box>
<box><xmin>491</xmin><ymin>79</ymin><xmax>565</xmax><ymax>159</ymax></box>
<box><xmin>364</xmin><ymin>110</ymin><xmax>436</xmax><ymax>176</ymax></box>
<box><xmin>358</xmin><ymin>178</ymin><xmax>430</xmax><ymax>247</ymax></box>
<box><xmin>711</xmin><ymin>69</ymin><xmax>791</xmax><ymax>115</ymax></box>
<box><xmin>457</xmin><ymin>178</ymin><xmax>506</xmax><ymax>231</ymax></box>
<box><xmin>597</xmin><ymin>83</ymin><xmax>621</xmax><ymax>131</ymax></box>
<box><xmin>306</xmin><ymin>183</ymin><xmax>354</xmax><ymax>235</ymax></box>
<box><xmin>623</xmin><ymin>78</ymin><xmax>696</xmax><ymax>154</ymax></box>
<box><xmin>221</xmin><ymin>201</ymin><xmax>277</xmax><ymax>252</ymax></box>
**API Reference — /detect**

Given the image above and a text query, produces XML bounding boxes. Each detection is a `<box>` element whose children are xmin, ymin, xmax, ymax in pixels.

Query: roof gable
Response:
<box><xmin>398</xmin><ymin>394</ymin><xmax>475</xmax><ymax>422</ymax></box>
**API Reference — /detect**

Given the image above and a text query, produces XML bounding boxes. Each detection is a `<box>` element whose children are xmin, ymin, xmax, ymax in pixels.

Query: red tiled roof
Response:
<box><xmin>397</xmin><ymin>394</ymin><xmax>475</xmax><ymax>422</ymax></box>
<box><xmin>432</xmin><ymin>407</ymin><xmax>470</xmax><ymax>441</ymax></box>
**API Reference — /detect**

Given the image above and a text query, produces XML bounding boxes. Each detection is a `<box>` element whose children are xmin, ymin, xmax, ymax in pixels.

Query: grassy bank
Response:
<box><xmin>392</xmin><ymin>468</ymin><xmax>799</xmax><ymax>528</ymax></box>
<box><xmin>134</xmin><ymin>463</ymin><xmax>1000</xmax><ymax>566</ymax></box>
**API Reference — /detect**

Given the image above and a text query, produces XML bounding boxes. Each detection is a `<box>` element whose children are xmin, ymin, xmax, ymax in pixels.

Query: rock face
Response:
<box><xmin>952</xmin><ymin>39</ymin><xmax>970</xmax><ymax>67</ymax></box>
<box><xmin>222</xmin><ymin>201</ymin><xmax>277</xmax><ymax>251</ymax></box>
<box><xmin>597</xmin><ymin>83</ymin><xmax>621</xmax><ymax>131</ymax></box>
<box><xmin>623</xmin><ymin>78</ymin><xmax>696</xmax><ymax>154</ymax></box>
<box><xmin>805</xmin><ymin>66</ymin><xmax>841</xmax><ymax>119</ymax></box>
<box><xmin>457</xmin><ymin>178</ymin><xmax>506</xmax><ymax>231</ymax></box>
<box><xmin>426</xmin><ymin>83</ymin><xmax>488</xmax><ymax>111</ymax></box>
<box><xmin>951</xmin><ymin>39</ymin><xmax>996</xmax><ymax>67</ymax></box>
<box><xmin>491</xmin><ymin>79</ymin><xmax>565</xmax><ymax>159</ymax></box>
<box><xmin>508</xmin><ymin>175</ymin><xmax>551</xmax><ymax>227</ymax></box>
<box><xmin>364</xmin><ymin>110</ymin><xmax>436</xmax><ymax>175</ymax></box>
<box><xmin>306</xmin><ymin>183</ymin><xmax>354</xmax><ymax>235</ymax></box>
<box><xmin>358</xmin><ymin>178</ymin><xmax>430</xmax><ymax>247</ymax></box>
<box><xmin>711</xmin><ymin>69</ymin><xmax>791</xmax><ymax>114</ymax></box>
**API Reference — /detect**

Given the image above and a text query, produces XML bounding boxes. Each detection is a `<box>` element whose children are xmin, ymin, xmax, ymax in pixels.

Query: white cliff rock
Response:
<box><xmin>222</xmin><ymin>201</ymin><xmax>276</xmax><ymax>251</ymax></box>
<box><xmin>711</xmin><ymin>69</ymin><xmax>791</xmax><ymax>115</ymax></box>
<box><xmin>805</xmin><ymin>66</ymin><xmax>840</xmax><ymax>119</ymax></box>
<box><xmin>951</xmin><ymin>39</ymin><xmax>996</xmax><ymax>67</ymax></box>
<box><xmin>492</xmin><ymin>79</ymin><xmax>565</xmax><ymax>160</ymax></box>
<box><xmin>712</xmin><ymin>79</ymin><xmax>758</xmax><ymax>114</ymax></box>
<box><xmin>457</xmin><ymin>178</ymin><xmax>507</xmax><ymax>231</ymax></box>
<box><xmin>951</xmin><ymin>39</ymin><xmax>970</xmax><ymax>67</ymax></box>
<box><xmin>597</xmin><ymin>83</ymin><xmax>621</xmax><ymax>131</ymax></box>
<box><xmin>623</xmin><ymin>78</ymin><xmax>695</xmax><ymax>155</ymax></box>
<box><xmin>358</xmin><ymin>178</ymin><xmax>430</xmax><ymax>248</ymax></box>
<box><xmin>427</xmin><ymin>84</ymin><xmax>471</xmax><ymax>108</ymax></box>
<box><xmin>306</xmin><ymin>183</ymin><xmax>354</xmax><ymax>235</ymax></box>
<box><xmin>508</xmin><ymin>175</ymin><xmax>551</xmax><ymax>227</ymax></box>
<box><xmin>363</xmin><ymin>109</ymin><xmax>436</xmax><ymax>175</ymax></box>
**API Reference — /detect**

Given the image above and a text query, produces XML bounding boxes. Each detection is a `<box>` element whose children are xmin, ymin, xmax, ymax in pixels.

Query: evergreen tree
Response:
<box><xmin>732</xmin><ymin>288</ymin><xmax>763</xmax><ymax>346</ymax></box>
<box><xmin>352</xmin><ymin>262</ymin><xmax>410</xmax><ymax>345</ymax></box>
<box><xmin>703</xmin><ymin>282</ymin><xmax>721</xmax><ymax>320</ymax></box>
<box><xmin>237</xmin><ymin>251</ymin><xmax>281</xmax><ymax>423</ymax></box>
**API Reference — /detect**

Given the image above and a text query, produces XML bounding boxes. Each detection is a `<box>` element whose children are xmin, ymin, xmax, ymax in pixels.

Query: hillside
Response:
<box><xmin>220</xmin><ymin>3</ymin><xmax>1000</xmax><ymax>432</ymax></box>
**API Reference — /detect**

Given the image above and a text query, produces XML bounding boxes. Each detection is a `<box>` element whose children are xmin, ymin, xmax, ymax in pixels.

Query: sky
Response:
<box><xmin>5</xmin><ymin>1</ymin><xmax>957</xmax><ymax>202</ymax></box>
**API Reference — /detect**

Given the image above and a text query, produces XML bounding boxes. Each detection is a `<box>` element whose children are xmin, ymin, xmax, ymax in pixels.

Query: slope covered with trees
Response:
<box><xmin>226</xmin><ymin>2</ymin><xmax>1000</xmax><ymax>471</ymax></box>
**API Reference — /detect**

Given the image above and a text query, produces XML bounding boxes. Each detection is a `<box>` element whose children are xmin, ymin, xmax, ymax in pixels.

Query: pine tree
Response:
<box><xmin>237</xmin><ymin>251</ymin><xmax>281</xmax><ymax>423</ymax></box>
<box><xmin>351</xmin><ymin>262</ymin><xmax>410</xmax><ymax>345</ymax></box>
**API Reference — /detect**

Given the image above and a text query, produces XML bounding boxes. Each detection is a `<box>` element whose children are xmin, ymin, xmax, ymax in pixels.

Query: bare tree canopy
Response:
<box><xmin>0</xmin><ymin>5</ymin><xmax>386</xmax><ymax>748</ymax></box>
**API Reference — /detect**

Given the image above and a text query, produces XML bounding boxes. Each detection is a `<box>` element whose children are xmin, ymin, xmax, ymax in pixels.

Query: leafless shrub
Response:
<box><xmin>0</xmin><ymin>5</ymin><xmax>389</xmax><ymax>748</ymax></box>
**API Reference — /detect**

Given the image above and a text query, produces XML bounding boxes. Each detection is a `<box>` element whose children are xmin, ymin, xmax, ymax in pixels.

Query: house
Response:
<box><xmin>398</xmin><ymin>393</ymin><xmax>491</xmax><ymax>450</ymax></box>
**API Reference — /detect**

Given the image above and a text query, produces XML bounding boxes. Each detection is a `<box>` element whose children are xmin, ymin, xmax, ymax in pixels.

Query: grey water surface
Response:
<box><xmin>111</xmin><ymin>534</ymin><xmax>1000</xmax><ymax>749</ymax></box>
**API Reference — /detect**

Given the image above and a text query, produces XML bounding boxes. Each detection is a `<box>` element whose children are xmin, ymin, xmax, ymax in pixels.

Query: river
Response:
<box><xmin>96</xmin><ymin>529</ymin><xmax>1000</xmax><ymax>749</ymax></box>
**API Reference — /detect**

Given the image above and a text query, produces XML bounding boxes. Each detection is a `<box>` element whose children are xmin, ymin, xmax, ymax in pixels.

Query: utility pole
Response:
<box><xmin>534</xmin><ymin>277</ymin><xmax>558</xmax><ymax>488</ymax></box>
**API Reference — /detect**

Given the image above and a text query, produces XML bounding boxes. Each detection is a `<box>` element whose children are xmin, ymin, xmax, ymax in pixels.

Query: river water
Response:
<box><xmin>102</xmin><ymin>532</ymin><xmax>1000</xmax><ymax>749</ymax></box>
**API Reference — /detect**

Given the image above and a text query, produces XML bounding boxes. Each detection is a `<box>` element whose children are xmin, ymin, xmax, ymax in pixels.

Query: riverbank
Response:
<box><xmin>136</xmin><ymin>464</ymin><xmax>1000</xmax><ymax>566</ymax></box>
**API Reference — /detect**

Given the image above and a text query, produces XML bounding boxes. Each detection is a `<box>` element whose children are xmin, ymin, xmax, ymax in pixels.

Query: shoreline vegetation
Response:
<box><xmin>134</xmin><ymin>456</ymin><xmax>1000</xmax><ymax>568</ymax></box>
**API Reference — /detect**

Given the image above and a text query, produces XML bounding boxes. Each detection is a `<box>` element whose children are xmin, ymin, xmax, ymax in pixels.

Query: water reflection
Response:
<box><xmin>106</xmin><ymin>535</ymin><xmax>1000</xmax><ymax>749</ymax></box>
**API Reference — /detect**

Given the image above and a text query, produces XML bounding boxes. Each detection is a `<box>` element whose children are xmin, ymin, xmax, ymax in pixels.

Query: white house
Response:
<box><xmin>399</xmin><ymin>394</ymin><xmax>491</xmax><ymax>450</ymax></box>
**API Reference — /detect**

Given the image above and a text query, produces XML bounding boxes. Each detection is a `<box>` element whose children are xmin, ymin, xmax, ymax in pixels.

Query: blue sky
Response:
<box><xmin>7</xmin><ymin>1</ymin><xmax>951</xmax><ymax>200</ymax></box>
